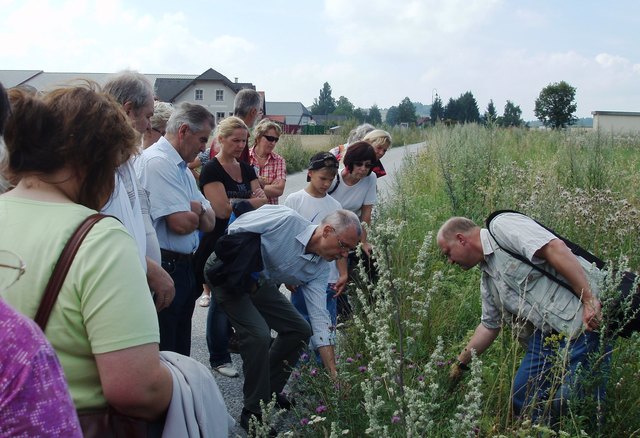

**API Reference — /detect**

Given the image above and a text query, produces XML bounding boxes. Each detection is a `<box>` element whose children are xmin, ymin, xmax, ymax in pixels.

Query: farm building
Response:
<box><xmin>591</xmin><ymin>111</ymin><xmax>640</xmax><ymax>134</ymax></box>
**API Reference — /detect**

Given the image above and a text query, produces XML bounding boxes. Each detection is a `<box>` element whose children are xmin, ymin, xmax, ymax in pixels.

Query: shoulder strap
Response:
<box><xmin>485</xmin><ymin>210</ymin><xmax>577</xmax><ymax>292</ymax></box>
<box><xmin>327</xmin><ymin>172</ymin><xmax>341</xmax><ymax>195</ymax></box>
<box><xmin>34</xmin><ymin>214</ymin><xmax>108</xmax><ymax>331</ymax></box>
<box><xmin>486</xmin><ymin>210</ymin><xmax>605</xmax><ymax>269</ymax></box>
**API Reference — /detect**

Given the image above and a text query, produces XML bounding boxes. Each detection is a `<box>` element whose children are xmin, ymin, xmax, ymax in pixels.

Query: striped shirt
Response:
<box><xmin>227</xmin><ymin>205</ymin><xmax>333</xmax><ymax>347</ymax></box>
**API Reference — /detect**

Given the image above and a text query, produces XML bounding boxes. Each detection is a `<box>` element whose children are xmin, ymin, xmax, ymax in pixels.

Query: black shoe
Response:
<box><xmin>240</xmin><ymin>408</ymin><xmax>277</xmax><ymax>437</ymax></box>
<box><xmin>274</xmin><ymin>392</ymin><xmax>295</xmax><ymax>410</ymax></box>
<box><xmin>228</xmin><ymin>332</ymin><xmax>240</xmax><ymax>354</ymax></box>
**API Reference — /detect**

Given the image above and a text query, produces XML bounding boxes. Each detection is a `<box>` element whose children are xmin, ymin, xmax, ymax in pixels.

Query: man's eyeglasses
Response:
<box><xmin>263</xmin><ymin>135</ymin><xmax>279</xmax><ymax>143</ymax></box>
<box><xmin>353</xmin><ymin>161</ymin><xmax>374</xmax><ymax>169</ymax></box>
<box><xmin>151</xmin><ymin>127</ymin><xmax>165</xmax><ymax>136</ymax></box>
<box><xmin>0</xmin><ymin>250</ymin><xmax>26</xmax><ymax>291</ymax></box>
<box><xmin>331</xmin><ymin>228</ymin><xmax>356</xmax><ymax>252</ymax></box>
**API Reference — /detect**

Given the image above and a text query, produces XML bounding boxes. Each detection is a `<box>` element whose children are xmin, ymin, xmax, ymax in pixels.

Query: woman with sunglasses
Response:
<box><xmin>328</xmin><ymin>141</ymin><xmax>378</xmax><ymax>318</ymax></box>
<box><xmin>249</xmin><ymin>119</ymin><xmax>286</xmax><ymax>205</ymax></box>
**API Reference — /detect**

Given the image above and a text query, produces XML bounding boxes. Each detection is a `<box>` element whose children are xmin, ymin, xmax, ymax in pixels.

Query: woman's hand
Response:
<box><xmin>252</xmin><ymin>187</ymin><xmax>267</xmax><ymax>199</ymax></box>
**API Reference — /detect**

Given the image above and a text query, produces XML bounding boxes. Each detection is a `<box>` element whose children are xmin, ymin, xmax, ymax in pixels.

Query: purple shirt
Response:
<box><xmin>0</xmin><ymin>299</ymin><xmax>82</xmax><ymax>437</ymax></box>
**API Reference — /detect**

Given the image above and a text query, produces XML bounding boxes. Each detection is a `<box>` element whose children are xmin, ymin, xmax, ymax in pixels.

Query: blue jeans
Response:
<box><xmin>159</xmin><ymin>256</ymin><xmax>199</xmax><ymax>356</ymax></box>
<box><xmin>205</xmin><ymin>299</ymin><xmax>232</xmax><ymax>367</ymax></box>
<box><xmin>291</xmin><ymin>284</ymin><xmax>337</xmax><ymax>364</ymax></box>
<box><xmin>512</xmin><ymin>329</ymin><xmax>611</xmax><ymax>424</ymax></box>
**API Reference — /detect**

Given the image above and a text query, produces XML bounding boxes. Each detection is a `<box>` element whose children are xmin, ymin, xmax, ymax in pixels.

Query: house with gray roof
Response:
<box><xmin>264</xmin><ymin>102</ymin><xmax>313</xmax><ymax>133</ymax></box>
<box><xmin>0</xmin><ymin>68</ymin><xmax>256</xmax><ymax>123</ymax></box>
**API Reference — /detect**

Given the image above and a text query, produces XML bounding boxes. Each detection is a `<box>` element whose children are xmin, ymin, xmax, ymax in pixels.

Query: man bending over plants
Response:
<box><xmin>437</xmin><ymin>212</ymin><xmax>611</xmax><ymax>426</ymax></box>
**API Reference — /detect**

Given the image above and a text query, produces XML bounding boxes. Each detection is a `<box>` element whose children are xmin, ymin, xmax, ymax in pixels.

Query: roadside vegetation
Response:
<box><xmin>276</xmin><ymin>124</ymin><xmax>640</xmax><ymax>437</ymax></box>
<box><xmin>278</xmin><ymin>122</ymin><xmax>427</xmax><ymax>174</ymax></box>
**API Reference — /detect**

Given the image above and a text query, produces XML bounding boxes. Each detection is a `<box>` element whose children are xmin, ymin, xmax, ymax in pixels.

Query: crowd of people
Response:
<box><xmin>0</xmin><ymin>69</ymin><xmax>618</xmax><ymax>436</ymax></box>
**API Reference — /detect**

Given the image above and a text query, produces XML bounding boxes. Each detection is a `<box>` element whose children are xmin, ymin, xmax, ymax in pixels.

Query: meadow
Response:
<box><xmin>277</xmin><ymin>120</ymin><xmax>427</xmax><ymax>174</ymax></box>
<box><xmin>269</xmin><ymin>124</ymin><xmax>640</xmax><ymax>437</ymax></box>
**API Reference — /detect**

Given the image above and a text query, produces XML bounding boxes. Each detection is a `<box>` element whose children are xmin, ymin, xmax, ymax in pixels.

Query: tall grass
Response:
<box><xmin>283</xmin><ymin>124</ymin><xmax>640</xmax><ymax>437</ymax></box>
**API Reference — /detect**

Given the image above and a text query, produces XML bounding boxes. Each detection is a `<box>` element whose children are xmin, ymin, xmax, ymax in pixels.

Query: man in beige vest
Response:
<box><xmin>437</xmin><ymin>212</ymin><xmax>609</xmax><ymax>425</ymax></box>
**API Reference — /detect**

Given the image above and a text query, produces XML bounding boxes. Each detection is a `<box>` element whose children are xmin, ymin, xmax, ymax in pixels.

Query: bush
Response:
<box><xmin>289</xmin><ymin>124</ymin><xmax>640</xmax><ymax>437</ymax></box>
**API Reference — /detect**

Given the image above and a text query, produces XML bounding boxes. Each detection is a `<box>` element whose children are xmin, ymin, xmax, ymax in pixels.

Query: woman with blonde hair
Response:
<box><xmin>249</xmin><ymin>119</ymin><xmax>286</xmax><ymax>204</ymax></box>
<box><xmin>194</xmin><ymin>116</ymin><xmax>267</xmax><ymax>377</ymax></box>
<box><xmin>362</xmin><ymin>129</ymin><xmax>392</xmax><ymax>178</ymax></box>
<box><xmin>0</xmin><ymin>84</ymin><xmax>172</xmax><ymax>425</ymax></box>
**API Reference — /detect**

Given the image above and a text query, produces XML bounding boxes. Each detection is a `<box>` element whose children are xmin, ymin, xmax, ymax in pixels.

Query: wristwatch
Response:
<box><xmin>199</xmin><ymin>201</ymin><xmax>208</xmax><ymax>216</ymax></box>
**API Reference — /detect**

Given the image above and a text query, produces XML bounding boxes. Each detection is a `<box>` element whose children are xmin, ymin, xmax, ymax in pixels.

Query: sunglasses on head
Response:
<box><xmin>353</xmin><ymin>161</ymin><xmax>374</xmax><ymax>168</ymax></box>
<box><xmin>263</xmin><ymin>134</ymin><xmax>279</xmax><ymax>143</ymax></box>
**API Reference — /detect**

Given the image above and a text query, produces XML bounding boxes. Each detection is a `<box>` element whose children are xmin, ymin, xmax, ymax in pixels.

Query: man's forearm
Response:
<box><xmin>458</xmin><ymin>323</ymin><xmax>501</xmax><ymax>364</ymax></box>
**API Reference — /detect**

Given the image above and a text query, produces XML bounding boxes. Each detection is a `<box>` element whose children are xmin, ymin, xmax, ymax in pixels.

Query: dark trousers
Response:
<box><xmin>159</xmin><ymin>256</ymin><xmax>199</xmax><ymax>356</ymax></box>
<box><xmin>212</xmin><ymin>281</ymin><xmax>311</xmax><ymax>413</ymax></box>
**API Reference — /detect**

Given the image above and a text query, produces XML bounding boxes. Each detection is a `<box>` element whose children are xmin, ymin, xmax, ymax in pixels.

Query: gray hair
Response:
<box><xmin>321</xmin><ymin>209</ymin><xmax>362</xmax><ymax>237</ymax></box>
<box><xmin>103</xmin><ymin>70</ymin><xmax>153</xmax><ymax>110</ymax></box>
<box><xmin>151</xmin><ymin>101</ymin><xmax>174</xmax><ymax>131</ymax></box>
<box><xmin>437</xmin><ymin>217</ymin><xmax>478</xmax><ymax>242</ymax></box>
<box><xmin>233</xmin><ymin>89</ymin><xmax>261</xmax><ymax>118</ymax></box>
<box><xmin>347</xmin><ymin>123</ymin><xmax>375</xmax><ymax>144</ymax></box>
<box><xmin>165</xmin><ymin>102</ymin><xmax>215</xmax><ymax>134</ymax></box>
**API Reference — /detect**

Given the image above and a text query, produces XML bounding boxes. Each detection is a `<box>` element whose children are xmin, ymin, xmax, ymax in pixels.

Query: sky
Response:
<box><xmin>1</xmin><ymin>0</ymin><xmax>639</xmax><ymax>121</ymax></box>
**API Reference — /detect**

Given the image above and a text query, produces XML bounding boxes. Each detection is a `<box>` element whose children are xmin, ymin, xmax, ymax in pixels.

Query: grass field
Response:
<box><xmin>273</xmin><ymin>124</ymin><xmax>640</xmax><ymax>438</ymax></box>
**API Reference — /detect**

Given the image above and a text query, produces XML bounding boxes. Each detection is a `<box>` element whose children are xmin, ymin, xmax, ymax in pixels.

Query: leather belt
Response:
<box><xmin>160</xmin><ymin>249</ymin><xmax>193</xmax><ymax>263</ymax></box>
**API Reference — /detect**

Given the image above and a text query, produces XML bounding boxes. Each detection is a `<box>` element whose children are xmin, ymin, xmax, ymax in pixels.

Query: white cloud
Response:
<box><xmin>323</xmin><ymin>0</ymin><xmax>501</xmax><ymax>56</ymax></box>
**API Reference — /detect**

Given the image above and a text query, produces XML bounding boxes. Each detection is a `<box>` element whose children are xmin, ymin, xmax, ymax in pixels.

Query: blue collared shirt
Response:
<box><xmin>136</xmin><ymin>137</ymin><xmax>209</xmax><ymax>254</ymax></box>
<box><xmin>228</xmin><ymin>204</ymin><xmax>333</xmax><ymax>347</ymax></box>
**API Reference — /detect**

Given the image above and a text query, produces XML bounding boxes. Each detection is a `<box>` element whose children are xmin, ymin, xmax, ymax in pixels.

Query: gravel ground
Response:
<box><xmin>188</xmin><ymin>142</ymin><xmax>426</xmax><ymax>436</ymax></box>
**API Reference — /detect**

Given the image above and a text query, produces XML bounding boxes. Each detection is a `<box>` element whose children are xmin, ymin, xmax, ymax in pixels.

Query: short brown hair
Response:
<box><xmin>4</xmin><ymin>82</ymin><xmax>138</xmax><ymax>210</ymax></box>
<box><xmin>343</xmin><ymin>141</ymin><xmax>376</xmax><ymax>174</ymax></box>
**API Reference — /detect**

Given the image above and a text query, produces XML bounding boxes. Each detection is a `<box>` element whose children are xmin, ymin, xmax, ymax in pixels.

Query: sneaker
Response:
<box><xmin>198</xmin><ymin>294</ymin><xmax>211</xmax><ymax>307</ymax></box>
<box><xmin>213</xmin><ymin>363</ymin><xmax>239</xmax><ymax>378</ymax></box>
<box><xmin>240</xmin><ymin>408</ymin><xmax>277</xmax><ymax>437</ymax></box>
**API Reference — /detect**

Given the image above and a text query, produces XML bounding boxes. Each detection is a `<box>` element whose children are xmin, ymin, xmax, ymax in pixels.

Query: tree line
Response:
<box><xmin>310</xmin><ymin>81</ymin><xmax>578</xmax><ymax>129</ymax></box>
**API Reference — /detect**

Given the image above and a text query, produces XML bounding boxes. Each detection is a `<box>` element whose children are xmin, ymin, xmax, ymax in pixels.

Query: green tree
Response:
<box><xmin>457</xmin><ymin>91</ymin><xmax>480</xmax><ymax>123</ymax></box>
<box><xmin>534</xmin><ymin>80</ymin><xmax>577</xmax><ymax>129</ymax></box>
<box><xmin>501</xmin><ymin>100</ymin><xmax>523</xmax><ymax>127</ymax></box>
<box><xmin>483</xmin><ymin>99</ymin><xmax>497</xmax><ymax>125</ymax></box>
<box><xmin>385</xmin><ymin>106</ymin><xmax>399</xmax><ymax>125</ymax></box>
<box><xmin>352</xmin><ymin>107</ymin><xmax>367</xmax><ymax>123</ymax></box>
<box><xmin>430</xmin><ymin>94</ymin><xmax>444</xmax><ymax>124</ymax></box>
<box><xmin>444</xmin><ymin>97</ymin><xmax>460</xmax><ymax>122</ymax></box>
<box><xmin>368</xmin><ymin>104</ymin><xmax>382</xmax><ymax>125</ymax></box>
<box><xmin>310</xmin><ymin>82</ymin><xmax>336</xmax><ymax>115</ymax></box>
<box><xmin>397</xmin><ymin>97</ymin><xmax>417</xmax><ymax>124</ymax></box>
<box><xmin>333</xmin><ymin>96</ymin><xmax>355</xmax><ymax>117</ymax></box>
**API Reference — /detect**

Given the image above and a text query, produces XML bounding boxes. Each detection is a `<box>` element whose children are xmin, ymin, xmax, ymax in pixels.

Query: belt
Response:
<box><xmin>161</xmin><ymin>249</ymin><xmax>193</xmax><ymax>263</ymax></box>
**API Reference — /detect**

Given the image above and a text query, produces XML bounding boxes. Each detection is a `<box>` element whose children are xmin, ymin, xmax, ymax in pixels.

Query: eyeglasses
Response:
<box><xmin>263</xmin><ymin>135</ymin><xmax>279</xmax><ymax>143</ymax></box>
<box><xmin>151</xmin><ymin>127</ymin><xmax>165</xmax><ymax>136</ymax></box>
<box><xmin>0</xmin><ymin>250</ymin><xmax>26</xmax><ymax>291</ymax></box>
<box><xmin>353</xmin><ymin>161</ymin><xmax>374</xmax><ymax>169</ymax></box>
<box><xmin>331</xmin><ymin>228</ymin><xmax>355</xmax><ymax>252</ymax></box>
